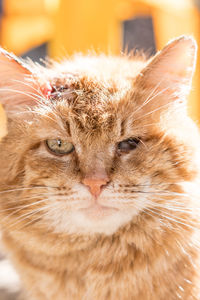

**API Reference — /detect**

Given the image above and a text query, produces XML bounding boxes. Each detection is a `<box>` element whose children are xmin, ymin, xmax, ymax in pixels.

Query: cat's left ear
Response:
<box><xmin>134</xmin><ymin>36</ymin><xmax>197</xmax><ymax>111</ymax></box>
<box><xmin>0</xmin><ymin>48</ymin><xmax>47</xmax><ymax>112</ymax></box>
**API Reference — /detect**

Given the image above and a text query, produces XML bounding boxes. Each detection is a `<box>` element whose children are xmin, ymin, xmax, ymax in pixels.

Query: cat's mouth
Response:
<box><xmin>80</xmin><ymin>203</ymin><xmax>118</xmax><ymax>220</ymax></box>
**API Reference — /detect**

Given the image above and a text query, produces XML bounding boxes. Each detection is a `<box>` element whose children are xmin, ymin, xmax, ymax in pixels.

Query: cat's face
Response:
<box><xmin>0</xmin><ymin>36</ymin><xmax>199</xmax><ymax>235</ymax></box>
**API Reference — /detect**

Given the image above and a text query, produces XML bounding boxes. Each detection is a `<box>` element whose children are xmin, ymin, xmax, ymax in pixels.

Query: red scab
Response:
<box><xmin>41</xmin><ymin>82</ymin><xmax>53</xmax><ymax>99</ymax></box>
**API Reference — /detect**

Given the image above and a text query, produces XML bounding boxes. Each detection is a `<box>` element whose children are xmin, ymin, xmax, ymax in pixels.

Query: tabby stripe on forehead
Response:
<box><xmin>66</xmin><ymin>122</ymin><xmax>71</xmax><ymax>136</ymax></box>
<box><xmin>120</xmin><ymin>120</ymin><xmax>125</xmax><ymax>136</ymax></box>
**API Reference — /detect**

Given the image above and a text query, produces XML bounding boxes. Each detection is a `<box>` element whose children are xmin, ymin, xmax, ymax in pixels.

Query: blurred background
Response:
<box><xmin>0</xmin><ymin>0</ymin><xmax>199</xmax><ymax>121</ymax></box>
<box><xmin>0</xmin><ymin>0</ymin><xmax>199</xmax><ymax>298</ymax></box>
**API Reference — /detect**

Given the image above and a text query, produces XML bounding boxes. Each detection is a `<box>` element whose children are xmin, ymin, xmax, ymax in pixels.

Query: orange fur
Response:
<box><xmin>0</xmin><ymin>36</ymin><xmax>200</xmax><ymax>299</ymax></box>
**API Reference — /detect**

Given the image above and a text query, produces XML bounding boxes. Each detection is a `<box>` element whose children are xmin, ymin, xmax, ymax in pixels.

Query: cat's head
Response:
<box><xmin>0</xmin><ymin>36</ymin><xmax>199</xmax><ymax>235</ymax></box>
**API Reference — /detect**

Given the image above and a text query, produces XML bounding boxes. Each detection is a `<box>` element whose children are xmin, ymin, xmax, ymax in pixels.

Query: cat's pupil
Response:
<box><xmin>118</xmin><ymin>138</ymin><xmax>140</xmax><ymax>153</ymax></box>
<box><xmin>58</xmin><ymin>140</ymin><xmax>62</xmax><ymax>147</ymax></box>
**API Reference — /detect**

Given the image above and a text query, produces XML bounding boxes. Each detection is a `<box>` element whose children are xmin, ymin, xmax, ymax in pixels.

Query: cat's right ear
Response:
<box><xmin>0</xmin><ymin>48</ymin><xmax>44</xmax><ymax>113</ymax></box>
<box><xmin>133</xmin><ymin>36</ymin><xmax>197</xmax><ymax>116</ymax></box>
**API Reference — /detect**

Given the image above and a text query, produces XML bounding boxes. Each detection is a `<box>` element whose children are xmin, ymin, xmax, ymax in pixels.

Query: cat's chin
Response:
<box><xmin>44</xmin><ymin>202</ymin><xmax>136</xmax><ymax>235</ymax></box>
<box><xmin>61</xmin><ymin>207</ymin><xmax>135</xmax><ymax>236</ymax></box>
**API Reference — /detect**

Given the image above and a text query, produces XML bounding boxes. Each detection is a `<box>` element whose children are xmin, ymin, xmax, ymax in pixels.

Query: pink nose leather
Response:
<box><xmin>82</xmin><ymin>177</ymin><xmax>109</xmax><ymax>198</ymax></box>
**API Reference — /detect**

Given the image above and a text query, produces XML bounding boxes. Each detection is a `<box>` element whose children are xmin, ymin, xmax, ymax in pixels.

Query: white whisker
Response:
<box><xmin>11</xmin><ymin>79</ymin><xmax>45</xmax><ymax>98</ymax></box>
<box><xmin>5</xmin><ymin>202</ymin><xmax>54</xmax><ymax>230</ymax></box>
<box><xmin>144</xmin><ymin>207</ymin><xmax>196</xmax><ymax>230</ymax></box>
<box><xmin>133</xmin><ymin>79</ymin><xmax>165</xmax><ymax>115</ymax></box>
<box><xmin>0</xmin><ymin>88</ymin><xmax>42</xmax><ymax>102</ymax></box>
<box><xmin>0</xmin><ymin>186</ymin><xmax>51</xmax><ymax>195</ymax></box>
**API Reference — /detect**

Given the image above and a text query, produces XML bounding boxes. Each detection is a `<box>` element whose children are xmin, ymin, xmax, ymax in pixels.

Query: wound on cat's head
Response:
<box><xmin>0</xmin><ymin>36</ymin><xmax>198</xmax><ymax>236</ymax></box>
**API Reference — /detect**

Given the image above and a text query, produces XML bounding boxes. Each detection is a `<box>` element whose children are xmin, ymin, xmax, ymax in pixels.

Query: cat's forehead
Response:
<box><xmin>49</xmin><ymin>74</ymin><xmax>131</xmax><ymax>134</ymax></box>
<box><xmin>36</xmin><ymin>56</ymin><xmax>147</xmax><ymax>140</ymax></box>
<box><xmin>50</xmin><ymin>55</ymin><xmax>146</xmax><ymax>83</ymax></box>
<box><xmin>47</xmin><ymin>55</ymin><xmax>146</xmax><ymax>106</ymax></box>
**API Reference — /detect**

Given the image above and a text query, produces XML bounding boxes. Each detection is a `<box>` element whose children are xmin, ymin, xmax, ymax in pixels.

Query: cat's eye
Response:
<box><xmin>117</xmin><ymin>138</ymin><xmax>140</xmax><ymax>154</ymax></box>
<box><xmin>46</xmin><ymin>139</ymin><xmax>75</xmax><ymax>155</ymax></box>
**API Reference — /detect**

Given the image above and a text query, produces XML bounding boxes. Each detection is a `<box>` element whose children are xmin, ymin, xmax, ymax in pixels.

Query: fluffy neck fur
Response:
<box><xmin>3</xmin><ymin>208</ymin><xmax>200</xmax><ymax>300</ymax></box>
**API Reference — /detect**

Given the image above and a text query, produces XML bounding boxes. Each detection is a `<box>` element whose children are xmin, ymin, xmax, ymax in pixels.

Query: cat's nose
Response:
<box><xmin>82</xmin><ymin>177</ymin><xmax>109</xmax><ymax>198</ymax></box>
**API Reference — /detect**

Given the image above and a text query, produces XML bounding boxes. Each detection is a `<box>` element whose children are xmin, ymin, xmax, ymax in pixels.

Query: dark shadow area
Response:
<box><xmin>123</xmin><ymin>16</ymin><xmax>156</xmax><ymax>57</ymax></box>
<box><xmin>21</xmin><ymin>43</ymin><xmax>47</xmax><ymax>64</ymax></box>
<box><xmin>0</xmin><ymin>289</ymin><xmax>19</xmax><ymax>300</ymax></box>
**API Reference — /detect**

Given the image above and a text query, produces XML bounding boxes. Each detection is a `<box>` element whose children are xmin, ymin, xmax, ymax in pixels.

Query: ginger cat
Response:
<box><xmin>0</xmin><ymin>36</ymin><xmax>200</xmax><ymax>300</ymax></box>
<box><xmin>0</xmin><ymin>104</ymin><xmax>7</xmax><ymax>139</ymax></box>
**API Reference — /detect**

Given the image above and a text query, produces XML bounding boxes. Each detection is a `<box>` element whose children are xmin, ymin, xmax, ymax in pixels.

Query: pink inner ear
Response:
<box><xmin>40</xmin><ymin>82</ymin><xmax>53</xmax><ymax>99</ymax></box>
<box><xmin>145</xmin><ymin>37</ymin><xmax>197</xmax><ymax>87</ymax></box>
